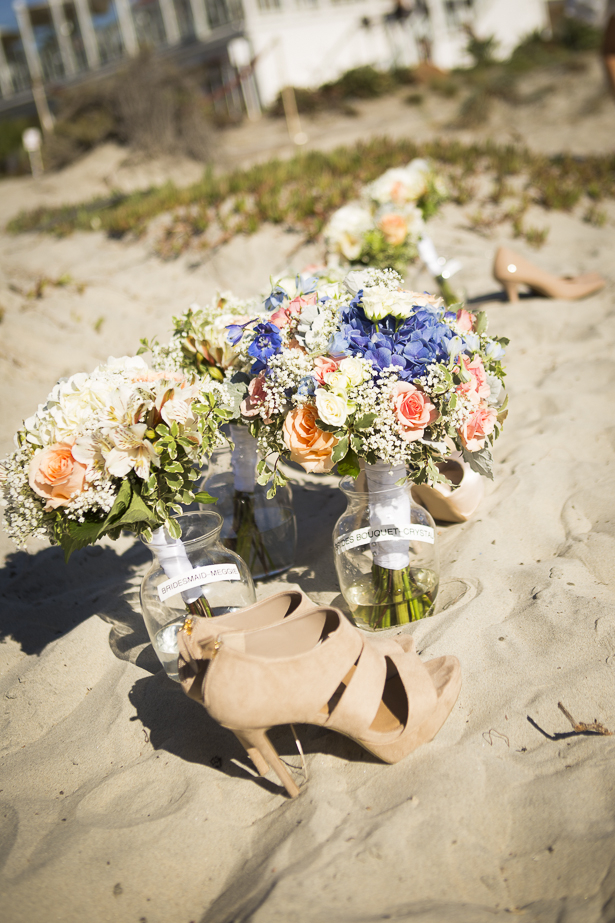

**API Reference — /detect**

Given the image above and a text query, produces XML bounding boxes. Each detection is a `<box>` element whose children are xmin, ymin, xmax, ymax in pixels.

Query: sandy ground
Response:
<box><xmin>1</xmin><ymin>58</ymin><xmax>615</xmax><ymax>923</ymax></box>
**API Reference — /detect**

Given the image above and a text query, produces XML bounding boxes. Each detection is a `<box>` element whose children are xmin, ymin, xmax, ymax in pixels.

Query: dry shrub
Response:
<box><xmin>45</xmin><ymin>53</ymin><xmax>213</xmax><ymax>170</ymax></box>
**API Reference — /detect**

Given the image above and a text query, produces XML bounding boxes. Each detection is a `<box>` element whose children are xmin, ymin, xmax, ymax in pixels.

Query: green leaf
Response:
<box><xmin>181</xmin><ymin>490</ymin><xmax>195</xmax><ymax>505</ymax></box>
<box><xmin>337</xmin><ymin>448</ymin><xmax>361</xmax><ymax>478</ymax></box>
<box><xmin>170</xmin><ymin>421</ymin><xmax>179</xmax><ymax>438</ymax></box>
<box><xmin>350</xmin><ymin>434</ymin><xmax>363</xmax><ymax>454</ymax></box>
<box><xmin>448</xmin><ymin>393</ymin><xmax>458</xmax><ymax>410</ymax></box>
<box><xmin>156</xmin><ymin>424</ymin><xmax>170</xmax><ymax>437</ymax></box>
<box><xmin>354</xmin><ymin>412</ymin><xmax>376</xmax><ymax>430</ymax></box>
<box><xmin>193</xmin><ymin>491</ymin><xmax>217</xmax><ymax>505</ymax></box>
<box><xmin>166</xmin><ymin>517</ymin><xmax>181</xmax><ymax>539</ymax></box>
<box><xmin>59</xmin><ymin>479</ymin><xmax>157</xmax><ymax>560</ymax></box>
<box><xmin>167</xmin><ymin>440</ymin><xmax>177</xmax><ymax>460</ymax></box>
<box><xmin>315</xmin><ymin>418</ymin><xmax>339</xmax><ymax>433</ymax></box>
<box><xmin>165</xmin><ymin>461</ymin><xmax>183</xmax><ymax>473</ymax></box>
<box><xmin>331</xmin><ymin>435</ymin><xmax>349</xmax><ymax>464</ymax></box>
<box><xmin>462</xmin><ymin>446</ymin><xmax>494</xmax><ymax>480</ymax></box>
<box><xmin>266</xmin><ymin>486</ymin><xmax>276</xmax><ymax>500</ymax></box>
<box><xmin>475</xmin><ymin>311</ymin><xmax>488</xmax><ymax>335</ymax></box>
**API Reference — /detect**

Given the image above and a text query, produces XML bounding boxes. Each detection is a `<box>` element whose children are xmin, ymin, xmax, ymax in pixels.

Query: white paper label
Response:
<box><xmin>335</xmin><ymin>523</ymin><xmax>434</xmax><ymax>554</ymax></box>
<box><xmin>157</xmin><ymin>563</ymin><xmax>241</xmax><ymax>602</ymax></box>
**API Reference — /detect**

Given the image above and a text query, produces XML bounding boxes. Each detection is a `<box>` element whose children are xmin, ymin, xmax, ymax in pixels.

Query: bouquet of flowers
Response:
<box><xmin>324</xmin><ymin>159</ymin><xmax>446</xmax><ymax>274</ymax></box>
<box><xmin>0</xmin><ymin>356</ymin><xmax>229</xmax><ymax>588</ymax></box>
<box><xmin>142</xmin><ymin>290</ymin><xmax>297</xmax><ymax>578</ymax></box>
<box><xmin>226</xmin><ymin>267</ymin><xmax>508</xmax><ymax>626</ymax></box>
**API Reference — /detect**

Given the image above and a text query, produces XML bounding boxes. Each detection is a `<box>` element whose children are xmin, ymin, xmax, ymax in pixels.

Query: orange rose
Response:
<box><xmin>283</xmin><ymin>406</ymin><xmax>338</xmax><ymax>473</ymax></box>
<box><xmin>378</xmin><ymin>213</ymin><xmax>408</xmax><ymax>247</ymax></box>
<box><xmin>29</xmin><ymin>443</ymin><xmax>88</xmax><ymax>510</ymax></box>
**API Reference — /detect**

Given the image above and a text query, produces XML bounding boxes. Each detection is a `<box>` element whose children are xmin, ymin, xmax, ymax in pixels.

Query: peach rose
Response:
<box><xmin>29</xmin><ymin>443</ymin><xmax>88</xmax><ymax>511</ymax></box>
<box><xmin>458</xmin><ymin>402</ymin><xmax>497</xmax><ymax>452</ymax></box>
<box><xmin>378</xmin><ymin>213</ymin><xmax>408</xmax><ymax>247</ymax></box>
<box><xmin>392</xmin><ymin>382</ymin><xmax>438</xmax><ymax>442</ymax></box>
<box><xmin>313</xmin><ymin>355</ymin><xmax>340</xmax><ymax>385</ymax></box>
<box><xmin>456</xmin><ymin>355</ymin><xmax>490</xmax><ymax>404</ymax></box>
<box><xmin>241</xmin><ymin>372</ymin><xmax>271</xmax><ymax>422</ymax></box>
<box><xmin>456</xmin><ymin>308</ymin><xmax>476</xmax><ymax>333</ymax></box>
<box><xmin>283</xmin><ymin>405</ymin><xmax>338</xmax><ymax>473</ymax></box>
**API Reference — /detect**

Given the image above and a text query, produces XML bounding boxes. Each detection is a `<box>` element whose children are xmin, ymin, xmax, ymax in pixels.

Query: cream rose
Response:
<box><xmin>283</xmin><ymin>406</ymin><xmax>338</xmax><ymax>473</ymax></box>
<box><xmin>29</xmin><ymin>443</ymin><xmax>88</xmax><ymax>510</ymax></box>
<box><xmin>325</xmin><ymin>371</ymin><xmax>351</xmax><ymax>394</ymax></box>
<box><xmin>338</xmin><ymin>357</ymin><xmax>366</xmax><ymax>386</ymax></box>
<box><xmin>315</xmin><ymin>389</ymin><xmax>348</xmax><ymax>427</ymax></box>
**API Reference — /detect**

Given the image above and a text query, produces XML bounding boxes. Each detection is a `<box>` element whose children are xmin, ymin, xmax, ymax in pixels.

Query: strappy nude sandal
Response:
<box><xmin>494</xmin><ymin>246</ymin><xmax>605</xmax><ymax>302</ymax></box>
<box><xmin>178</xmin><ymin>607</ymin><xmax>460</xmax><ymax>797</ymax></box>
<box><xmin>178</xmin><ymin>590</ymin><xmax>315</xmax><ymax>702</ymax></box>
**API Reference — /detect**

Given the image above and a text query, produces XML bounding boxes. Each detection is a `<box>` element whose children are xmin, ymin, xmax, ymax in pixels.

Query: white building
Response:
<box><xmin>0</xmin><ymin>1</ymin><xmax>558</xmax><ymax>113</ymax></box>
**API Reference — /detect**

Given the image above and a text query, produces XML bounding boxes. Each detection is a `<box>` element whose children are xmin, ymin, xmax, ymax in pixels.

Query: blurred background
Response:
<box><xmin>0</xmin><ymin>0</ymin><xmax>610</xmax><ymax>177</ymax></box>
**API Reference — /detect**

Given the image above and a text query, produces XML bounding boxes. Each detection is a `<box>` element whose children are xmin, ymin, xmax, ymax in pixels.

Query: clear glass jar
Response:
<box><xmin>201</xmin><ymin>425</ymin><xmax>297</xmax><ymax>580</ymax></box>
<box><xmin>140</xmin><ymin>511</ymin><xmax>256</xmax><ymax>681</ymax></box>
<box><xmin>333</xmin><ymin>464</ymin><xmax>439</xmax><ymax>631</ymax></box>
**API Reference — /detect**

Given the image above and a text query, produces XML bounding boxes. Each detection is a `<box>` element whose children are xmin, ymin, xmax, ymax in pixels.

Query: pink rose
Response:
<box><xmin>241</xmin><ymin>372</ymin><xmax>271</xmax><ymax>422</ymax></box>
<box><xmin>456</xmin><ymin>308</ymin><xmax>476</xmax><ymax>333</ymax></box>
<box><xmin>313</xmin><ymin>355</ymin><xmax>340</xmax><ymax>385</ymax></box>
<box><xmin>456</xmin><ymin>355</ymin><xmax>490</xmax><ymax>405</ymax></box>
<box><xmin>270</xmin><ymin>292</ymin><xmax>317</xmax><ymax>330</ymax></box>
<box><xmin>392</xmin><ymin>382</ymin><xmax>438</xmax><ymax>442</ymax></box>
<box><xmin>29</xmin><ymin>443</ymin><xmax>88</xmax><ymax>511</ymax></box>
<box><xmin>378</xmin><ymin>213</ymin><xmax>408</xmax><ymax>246</ymax></box>
<box><xmin>458</xmin><ymin>402</ymin><xmax>497</xmax><ymax>452</ymax></box>
<box><xmin>283</xmin><ymin>405</ymin><xmax>338</xmax><ymax>473</ymax></box>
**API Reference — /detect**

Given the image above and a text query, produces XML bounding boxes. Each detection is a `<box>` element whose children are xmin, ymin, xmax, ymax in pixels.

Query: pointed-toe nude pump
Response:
<box><xmin>178</xmin><ymin>607</ymin><xmax>461</xmax><ymax>797</ymax></box>
<box><xmin>412</xmin><ymin>455</ymin><xmax>484</xmax><ymax>524</ymax></box>
<box><xmin>494</xmin><ymin>246</ymin><xmax>605</xmax><ymax>302</ymax></box>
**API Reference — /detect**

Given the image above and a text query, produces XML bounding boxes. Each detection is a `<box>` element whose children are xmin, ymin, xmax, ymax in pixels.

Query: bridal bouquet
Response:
<box><xmin>0</xmin><ymin>356</ymin><xmax>229</xmax><ymax>560</ymax></box>
<box><xmin>227</xmin><ymin>268</ymin><xmax>508</xmax><ymax>627</ymax></box>
<box><xmin>231</xmin><ymin>268</ymin><xmax>507</xmax><ymax>484</ymax></box>
<box><xmin>324</xmin><ymin>159</ymin><xmax>447</xmax><ymax>273</ymax></box>
<box><xmin>142</xmin><ymin>290</ymin><xmax>296</xmax><ymax>578</ymax></box>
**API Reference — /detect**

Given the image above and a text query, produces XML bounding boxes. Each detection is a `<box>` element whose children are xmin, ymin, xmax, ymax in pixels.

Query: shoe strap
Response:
<box><xmin>325</xmin><ymin>637</ymin><xmax>388</xmax><ymax>738</ymax></box>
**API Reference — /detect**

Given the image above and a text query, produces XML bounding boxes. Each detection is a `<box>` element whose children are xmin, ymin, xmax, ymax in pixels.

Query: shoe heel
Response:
<box><xmin>232</xmin><ymin>730</ymin><xmax>270</xmax><ymax>777</ymax></box>
<box><xmin>236</xmin><ymin>728</ymin><xmax>301</xmax><ymax>798</ymax></box>
<box><xmin>503</xmin><ymin>280</ymin><xmax>518</xmax><ymax>303</ymax></box>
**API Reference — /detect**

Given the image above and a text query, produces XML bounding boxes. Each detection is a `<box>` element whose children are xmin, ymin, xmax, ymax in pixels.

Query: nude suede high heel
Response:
<box><xmin>178</xmin><ymin>590</ymin><xmax>315</xmax><ymax>703</ymax></box>
<box><xmin>411</xmin><ymin>455</ymin><xmax>484</xmax><ymax>524</ymax></box>
<box><xmin>178</xmin><ymin>607</ymin><xmax>461</xmax><ymax>797</ymax></box>
<box><xmin>494</xmin><ymin>246</ymin><xmax>605</xmax><ymax>302</ymax></box>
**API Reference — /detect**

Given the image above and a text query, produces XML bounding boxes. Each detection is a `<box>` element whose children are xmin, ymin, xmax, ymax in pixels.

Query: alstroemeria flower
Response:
<box><xmin>105</xmin><ymin>424</ymin><xmax>159</xmax><ymax>479</ymax></box>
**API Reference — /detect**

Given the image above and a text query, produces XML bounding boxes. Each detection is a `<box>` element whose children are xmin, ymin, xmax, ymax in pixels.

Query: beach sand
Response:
<box><xmin>1</xmin><ymin>64</ymin><xmax>615</xmax><ymax>922</ymax></box>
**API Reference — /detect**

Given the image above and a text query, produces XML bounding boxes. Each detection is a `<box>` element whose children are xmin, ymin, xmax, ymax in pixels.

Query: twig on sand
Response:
<box><xmin>558</xmin><ymin>701</ymin><xmax>613</xmax><ymax>737</ymax></box>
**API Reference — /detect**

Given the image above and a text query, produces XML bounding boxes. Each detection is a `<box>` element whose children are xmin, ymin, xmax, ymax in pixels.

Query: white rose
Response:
<box><xmin>339</xmin><ymin>357</ymin><xmax>366</xmax><ymax>386</ymax></box>
<box><xmin>344</xmin><ymin>269</ymin><xmax>374</xmax><ymax>298</ymax></box>
<box><xmin>325</xmin><ymin>370</ymin><xmax>351</xmax><ymax>394</ymax></box>
<box><xmin>361</xmin><ymin>287</ymin><xmax>399</xmax><ymax>321</ymax></box>
<box><xmin>324</xmin><ymin>203</ymin><xmax>373</xmax><ymax>262</ymax></box>
<box><xmin>315</xmin><ymin>389</ymin><xmax>348</xmax><ymax>427</ymax></box>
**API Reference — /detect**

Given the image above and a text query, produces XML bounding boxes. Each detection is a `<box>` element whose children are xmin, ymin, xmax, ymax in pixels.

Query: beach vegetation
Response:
<box><xmin>7</xmin><ymin>136</ymin><xmax>614</xmax><ymax>255</ymax></box>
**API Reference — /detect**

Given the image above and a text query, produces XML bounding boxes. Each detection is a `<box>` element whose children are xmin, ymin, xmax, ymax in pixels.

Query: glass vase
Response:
<box><xmin>333</xmin><ymin>462</ymin><xmax>439</xmax><ymax>631</ymax></box>
<box><xmin>140</xmin><ymin>511</ymin><xmax>256</xmax><ymax>681</ymax></box>
<box><xmin>201</xmin><ymin>424</ymin><xmax>297</xmax><ymax>580</ymax></box>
